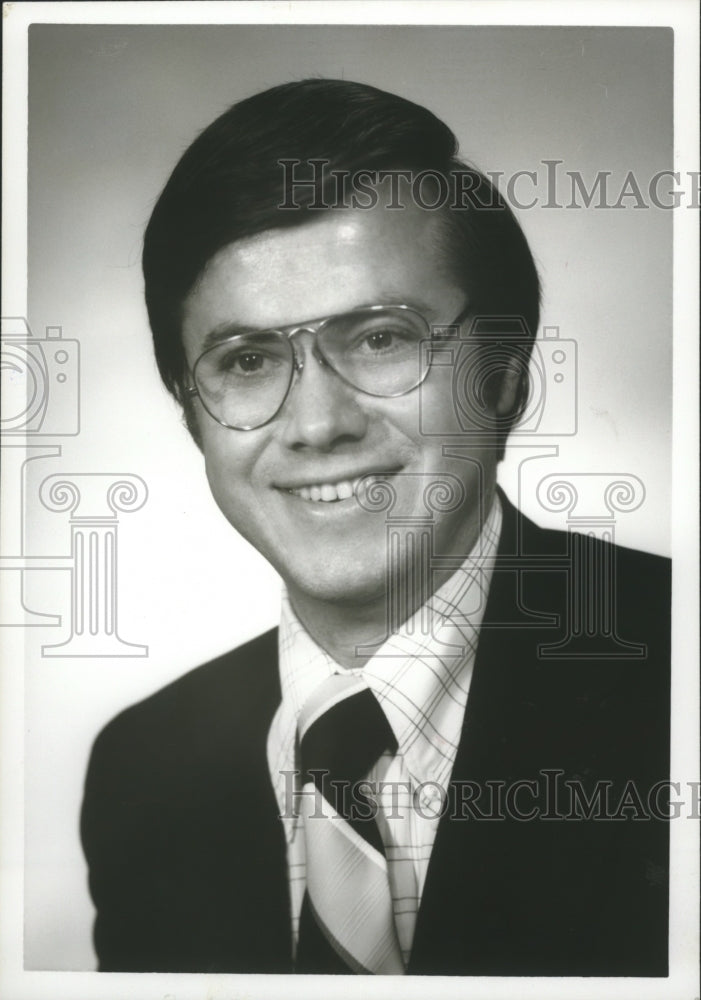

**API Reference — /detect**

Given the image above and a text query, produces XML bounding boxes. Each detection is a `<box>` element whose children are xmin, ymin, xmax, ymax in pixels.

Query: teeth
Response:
<box><xmin>288</xmin><ymin>476</ymin><xmax>372</xmax><ymax>503</ymax></box>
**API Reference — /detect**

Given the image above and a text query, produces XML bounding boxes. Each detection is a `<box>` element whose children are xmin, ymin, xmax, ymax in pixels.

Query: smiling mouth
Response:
<box><xmin>283</xmin><ymin>472</ymin><xmax>398</xmax><ymax>504</ymax></box>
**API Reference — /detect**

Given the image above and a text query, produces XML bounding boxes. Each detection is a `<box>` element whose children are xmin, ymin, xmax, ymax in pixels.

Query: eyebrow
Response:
<box><xmin>197</xmin><ymin>297</ymin><xmax>447</xmax><ymax>352</ymax></box>
<box><xmin>200</xmin><ymin>322</ymin><xmax>269</xmax><ymax>351</ymax></box>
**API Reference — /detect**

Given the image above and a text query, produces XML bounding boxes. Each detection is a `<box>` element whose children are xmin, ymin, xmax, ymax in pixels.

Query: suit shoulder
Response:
<box><xmin>87</xmin><ymin>627</ymin><xmax>279</xmax><ymax>781</ymax></box>
<box><xmin>500</xmin><ymin>496</ymin><xmax>671</xmax><ymax>656</ymax></box>
<box><xmin>514</xmin><ymin>501</ymin><xmax>670</xmax><ymax>580</ymax></box>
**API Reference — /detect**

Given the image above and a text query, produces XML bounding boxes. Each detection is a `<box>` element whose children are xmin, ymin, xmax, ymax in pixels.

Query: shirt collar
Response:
<box><xmin>268</xmin><ymin>492</ymin><xmax>502</xmax><ymax>832</ymax></box>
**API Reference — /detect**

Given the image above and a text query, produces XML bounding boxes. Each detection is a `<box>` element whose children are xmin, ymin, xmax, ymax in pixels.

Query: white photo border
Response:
<box><xmin>2</xmin><ymin>3</ymin><xmax>698</xmax><ymax>1000</ymax></box>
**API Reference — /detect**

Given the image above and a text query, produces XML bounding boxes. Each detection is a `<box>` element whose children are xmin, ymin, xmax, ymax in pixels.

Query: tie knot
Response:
<box><xmin>299</xmin><ymin>674</ymin><xmax>397</xmax><ymax>789</ymax></box>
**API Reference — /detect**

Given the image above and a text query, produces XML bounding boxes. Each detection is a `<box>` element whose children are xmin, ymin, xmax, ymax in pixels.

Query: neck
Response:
<box><xmin>286</xmin><ymin>488</ymin><xmax>495</xmax><ymax>669</ymax></box>
<box><xmin>289</xmin><ymin>593</ymin><xmax>388</xmax><ymax>669</ymax></box>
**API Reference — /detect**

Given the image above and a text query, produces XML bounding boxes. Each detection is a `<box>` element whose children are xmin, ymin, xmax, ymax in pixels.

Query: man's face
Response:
<box><xmin>181</xmin><ymin>203</ymin><xmax>505</xmax><ymax>610</ymax></box>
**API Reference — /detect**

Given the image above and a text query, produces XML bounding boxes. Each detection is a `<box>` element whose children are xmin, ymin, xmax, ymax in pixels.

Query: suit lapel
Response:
<box><xmin>204</xmin><ymin>630</ymin><xmax>293</xmax><ymax>971</ymax></box>
<box><xmin>408</xmin><ymin>494</ymin><xmax>566</xmax><ymax>973</ymax></box>
<box><xmin>236</xmin><ymin>632</ymin><xmax>294</xmax><ymax>970</ymax></box>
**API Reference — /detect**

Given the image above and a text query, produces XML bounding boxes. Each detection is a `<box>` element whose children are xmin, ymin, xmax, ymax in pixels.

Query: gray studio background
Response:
<box><xmin>23</xmin><ymin>24</ymin><xmax>672</xmax><ymax>968</ymax></box>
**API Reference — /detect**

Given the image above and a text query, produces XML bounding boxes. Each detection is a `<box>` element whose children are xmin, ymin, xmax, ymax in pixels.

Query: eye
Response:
<box><xmin>364</xmin><ymin>329</ymin><xmax>395</xmax><ymax>351</ymax></box>
<box><xmin>210</xmin><ymin>335</ymin><xmax>290</xmax><ymax>381</ymax></box>
<box><xmin>222</xmin><ymin>350</ymin><xmax>265</xmax><ymax>375</ymax></box>
<box><xmin>354</xmin><ymin>324</ymin><xmax>417</xmax><ymax>355</ymax></box>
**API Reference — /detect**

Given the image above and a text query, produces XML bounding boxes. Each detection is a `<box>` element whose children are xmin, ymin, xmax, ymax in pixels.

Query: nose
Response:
<box><xmin>279</xmin><ymin>335</ymin><xmax>369</xmax><ymax>451</ymax></box>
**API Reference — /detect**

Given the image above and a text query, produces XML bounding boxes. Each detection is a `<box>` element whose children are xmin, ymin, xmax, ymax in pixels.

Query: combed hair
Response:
<box><xmin>143</xmin><ymin>78</ymin><xmax>540</xmax><ymax>456</ymax></box>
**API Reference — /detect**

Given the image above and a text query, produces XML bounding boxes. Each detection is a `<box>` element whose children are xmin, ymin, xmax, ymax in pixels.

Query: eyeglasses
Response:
<box><xmin>184</xmin><ymin>303</ymin><xmax>470</xmax><ymax>431</ymax></box>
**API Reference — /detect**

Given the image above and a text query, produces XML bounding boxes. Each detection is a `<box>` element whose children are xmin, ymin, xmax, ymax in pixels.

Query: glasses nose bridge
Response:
<box><xmin>286</xmin><ymin>319</ymin><xmax>332</xmax><ymax>374</ymax></box>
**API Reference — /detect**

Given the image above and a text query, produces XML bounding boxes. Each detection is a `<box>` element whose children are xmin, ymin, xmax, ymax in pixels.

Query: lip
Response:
<box><xmin>273</xmin><ymin>467</ymin><xmax>403</xmax><ymax>492</ymax></box>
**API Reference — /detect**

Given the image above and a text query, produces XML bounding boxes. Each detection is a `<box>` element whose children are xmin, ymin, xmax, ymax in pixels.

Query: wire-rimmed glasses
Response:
<box><xmin>184</xmin><ymin>303</ymin><xmax>469</xmax><ymax>431</ymax></box>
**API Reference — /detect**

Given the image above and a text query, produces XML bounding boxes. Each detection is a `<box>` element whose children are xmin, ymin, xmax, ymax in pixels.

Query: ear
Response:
<box><xmin>180</xmin><ymin>391</ymin><xmax>205</xmax><ymax>452</ymax></box>
<box><xmin>495</xmin><ymin>360</ymin><xmax>526</xmax><ymax>418</ymax></box>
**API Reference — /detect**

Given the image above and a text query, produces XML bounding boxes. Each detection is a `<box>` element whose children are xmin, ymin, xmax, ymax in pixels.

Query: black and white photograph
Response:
<box><xmin>1</xmin><ymin>2</ymin><xmax>698</xmax><ymax>999</ymax></box>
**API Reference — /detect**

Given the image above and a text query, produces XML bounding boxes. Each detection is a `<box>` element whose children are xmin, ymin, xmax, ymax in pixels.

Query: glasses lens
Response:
<box><xmin>319</xmin><ymin>306</ymin><xmax>429</xmax><ymax>396</ymax></box>
<box><xmin>194</xmin><ymin>332</ymin><xmax>293</xmax><ymax>429</ymax></box>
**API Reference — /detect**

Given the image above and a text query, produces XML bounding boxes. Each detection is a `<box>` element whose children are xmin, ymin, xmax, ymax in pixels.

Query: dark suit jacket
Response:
<box><xmin>81</xmin><ymin>494</ymin><xmax>670</xmax><ymax>975</ymax></box>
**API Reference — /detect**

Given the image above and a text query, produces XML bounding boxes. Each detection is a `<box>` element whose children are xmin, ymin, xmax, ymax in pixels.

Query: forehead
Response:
<box><xmin>181</xmin><ymin>202</ymin><xmax>462</xmax><ymax>353</ymax></box>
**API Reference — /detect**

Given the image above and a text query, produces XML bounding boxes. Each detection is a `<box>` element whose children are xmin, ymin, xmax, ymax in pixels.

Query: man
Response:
<box><xmin>81</xmin><ymin>79</ymin><xmax>670</xmax><ymax>976</ymax></box>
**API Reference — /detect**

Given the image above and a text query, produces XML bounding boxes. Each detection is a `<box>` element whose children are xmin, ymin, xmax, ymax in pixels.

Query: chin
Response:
<box><xmin>284</xmin><ymin>559</ymin><xmax>388</xmax><ymax>608</ymax></box>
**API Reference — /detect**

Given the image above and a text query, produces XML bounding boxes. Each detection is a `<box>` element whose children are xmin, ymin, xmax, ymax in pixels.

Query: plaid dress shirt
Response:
<box><xmin>267</xmin><ymin>493</ymin><xmax>502</xmax><ymax>965</ymax></box>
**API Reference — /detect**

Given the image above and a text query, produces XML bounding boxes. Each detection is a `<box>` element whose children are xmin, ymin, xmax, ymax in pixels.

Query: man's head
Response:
<box><xmin>142</xmin><ymin>79</ymin><xmax>540</xmax><ymax>611</ymax></box>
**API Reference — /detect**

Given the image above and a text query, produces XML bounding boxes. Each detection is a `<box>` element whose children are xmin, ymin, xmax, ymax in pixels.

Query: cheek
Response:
<box><xmin>412</xmin><ymin>366</ymin><xmax>461</xmax><ymax>437</ymax></box>
<box><xmin>420</xmin><ymin>357</ymin><xmax>500</xmax><ymax>437</ymax></box>
<box><xmin>199</xmin><ymin>427</ymin><xmax>258</xmax><ymax>512</ymax></box>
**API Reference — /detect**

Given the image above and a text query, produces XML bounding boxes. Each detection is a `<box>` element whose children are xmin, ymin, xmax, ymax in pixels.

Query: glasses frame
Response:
<box><xmin>184</xmin><ymin>302</ymin><xmax>471</xmax><ymax>431</ymax></box>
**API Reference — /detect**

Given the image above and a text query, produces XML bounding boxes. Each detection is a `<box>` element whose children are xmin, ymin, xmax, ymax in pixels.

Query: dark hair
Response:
<box><xmin>143</xmin><ymin>78</ymin><xmax>540</xmax><ymax>457</ymax></box>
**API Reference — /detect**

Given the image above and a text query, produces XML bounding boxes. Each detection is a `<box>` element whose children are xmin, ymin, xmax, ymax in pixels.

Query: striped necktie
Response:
<box><xmin>294</xmin><ymin>673</ymin><xmax>405</xmax><ymax>975</ymax></box>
